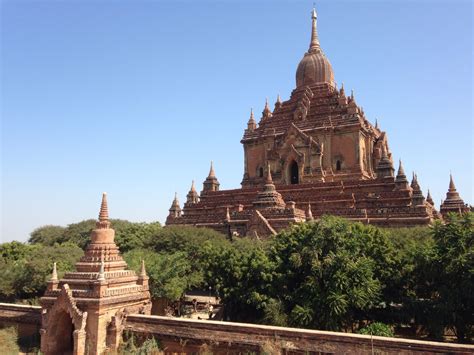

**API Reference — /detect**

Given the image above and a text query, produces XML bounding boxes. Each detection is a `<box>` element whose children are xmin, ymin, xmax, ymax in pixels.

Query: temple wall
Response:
<box><xmin>124</xmin><ymin>314</ymin><xmax>474</xmax><ymax>354</ymax></box>
<box><xmin>2</xmin><ymin>303</ymin><xmax>473</xmax><ymax>354</ymax></box>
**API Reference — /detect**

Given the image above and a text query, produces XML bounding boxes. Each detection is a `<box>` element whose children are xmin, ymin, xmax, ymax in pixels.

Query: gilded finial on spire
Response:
<box><xmin>276</xmin><ymin>94</ymin><xmax>282</xmax><ymax>104</ymax></box>
<box><xmin>375</xmin><ymin>118</ymin><xmax>379</xmax><ymax>129</ymax></box>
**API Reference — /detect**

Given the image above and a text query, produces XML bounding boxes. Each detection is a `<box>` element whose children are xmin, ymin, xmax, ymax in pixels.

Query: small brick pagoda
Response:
<box><xmin>166</xmin><ymin>9</ymin><xmax>469</xmax><ymax>238</ymax></box>
<box><xmin>40</xmin><ymin>193</ymin><xmax>151</xmax><ymax>355</ymax></box>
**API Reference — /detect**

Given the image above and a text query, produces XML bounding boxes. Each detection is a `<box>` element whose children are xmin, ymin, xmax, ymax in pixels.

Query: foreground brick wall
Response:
<box><xmin>0</xmin><ymin>303</ymin><xmax>41</xmax><ymax>326</ymax></box>
<box><xmin>125</xmin><ymin>314</ymin><xmax>474</xmax><ymax>354</ymax></box>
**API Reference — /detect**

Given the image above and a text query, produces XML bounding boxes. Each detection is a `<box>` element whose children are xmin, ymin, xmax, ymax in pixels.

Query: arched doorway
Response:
<box><xmin>290</xmin><ymin>161</ymin><xmax>299</xmax><ymax>184</ymax></box>
<box><xmin>48</xmin><ymin>310</ymin><xmax>74</xmax><ymax>354</ymax></box>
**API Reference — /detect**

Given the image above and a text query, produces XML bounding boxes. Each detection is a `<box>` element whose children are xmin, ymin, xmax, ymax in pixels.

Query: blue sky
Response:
<box><xmin>1</xmin><ymin>0</ymin><xmax>472</xmax><ymax>243</ymax></box>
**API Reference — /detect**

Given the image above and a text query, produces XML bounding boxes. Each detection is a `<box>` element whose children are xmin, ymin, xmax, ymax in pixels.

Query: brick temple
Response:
<box><xmin>40</xmin><ymin>193</ymin><xmax>151</xmax><ymax>355</ymax></box>
<box><xmin>166</xmin><ymin>9</ymin><xmax>469</xmax><ymax>238</ymax></box>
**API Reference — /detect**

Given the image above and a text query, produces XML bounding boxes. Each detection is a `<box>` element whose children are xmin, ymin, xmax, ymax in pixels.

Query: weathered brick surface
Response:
<box><xmin>125</xmin><ymin>314</ymin><xmax>474</xmax><ymax>354</ymax></box>
<box><xmin>0</xmin><ymin>303</ymin><xmax>41</xmax><ymax>325</ymax></box>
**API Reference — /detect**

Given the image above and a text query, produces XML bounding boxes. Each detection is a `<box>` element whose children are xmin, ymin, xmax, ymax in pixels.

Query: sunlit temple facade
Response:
<box><xmin>166</xmin><ymin>9</ymin><xmax>469</xmax><ymax>238</ymax></box>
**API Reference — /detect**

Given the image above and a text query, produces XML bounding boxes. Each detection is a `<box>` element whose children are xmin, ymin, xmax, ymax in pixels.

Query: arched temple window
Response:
<box><xmin>259</xmin><ymin>167</ymin><xmax>264</xmax><ymax>178</ymax></box>
<box><xmin>290</xmin><ymin>161</ymin><xmax>299</xmax><ymax>184</ymax></box>
<box><xmin>336</xmin><ymin>160</ymin><xmax>342</xmax><ymax>171</ymax></box>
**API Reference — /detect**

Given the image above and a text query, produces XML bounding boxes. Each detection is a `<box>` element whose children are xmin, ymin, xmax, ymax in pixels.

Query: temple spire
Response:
<box><xmin>262</xmin><ymin>98</ymin><xmax>272</xmax><ymax>119</ymax></box>
<box><xmin>202</xmin><ymin>161</ymin><xmax>220</xmax><ymax>193</ymax></box>
<box><xmin>426</xmin><ymin>189</ymin><xmax>434</xmax><ymax>205</ymax></box>
<box><xmin>449</xmin><ymin>173</ymin><xmax>456</xmax><ymax>191</ymax></box>
<box><xmin>247</xmin><ymin>108</ymin><xmax>257</xmax><ymax>131</ymax></box>
<box><xmin>208</xmin><ymin>161</ymin><xmax>215</xmax><ymax>178</ymax></box>
<box><xmin>99</xmin><ymin>192</ymin><xmax>109</xmax><ymax>222</ymax></box>
<box><xmin>266</xmin><ymin>164</ymin><xmax>273</xmax><ymax>184</ymax></box>
<box><xmin>140</xmin><ymin>260</ymin><xmax>147</xmax><ymax>278</ymax></box>
<box><xmin>186</xmin><ymin>180</ymin><xmax>199</xmax><ymax>204</ymax></box>
<box><xmin>51</xmin><ymin>262</ymin><xmax>58</xmax><ymax>281</ymax></box>
<box><xmin>309</xmin><ymin>7</ymin><xmax>321</xmax><ymax>53</ymax></box>
<box><xmin>97</xmin><ymin>192</ymin><xmax>111</xmax><ymax>229</ymax></box>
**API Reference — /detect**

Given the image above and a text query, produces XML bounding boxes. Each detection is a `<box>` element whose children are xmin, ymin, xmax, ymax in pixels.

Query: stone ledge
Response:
<box><xmin>125</xmin><ymin>314</ymin><xmax>474</xmax><ymax>354</ymax></box>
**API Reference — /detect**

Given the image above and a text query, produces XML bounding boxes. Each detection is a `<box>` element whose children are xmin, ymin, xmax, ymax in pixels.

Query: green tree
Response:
<box><xmin>268</xmin><ymin>216</ymin><xmax>386</xmax><ymax>331</ymax></box>
<box><xmin>202</xmin><ymin>238</ymin><xmax>275</xmax><ymax>322</ymax></box>
<box><xmin>0</xmin><ymin>242</ymin><xmax>83</xmax><ymax>302</ymax></box>
<box><xmin>358</xmin><ymin>322</ymin><xmax>394</xmax><ymax>337</ymax></box>
<box><xmin>124</xmin><ymin>249</ymin><xmax>203</xmax><ymax>301</ymax></box>
<box><xmin>430</xmin><ymin>213</ymin><xmax>473</xmax><ymax>343</ymax></box>
<box><xmin>28</xmin><ymin>225</ymin><xmax>66</xmax><ymax>246</ymax></box>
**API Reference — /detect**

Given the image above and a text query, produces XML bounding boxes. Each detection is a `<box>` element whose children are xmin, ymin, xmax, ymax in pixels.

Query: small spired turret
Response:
<box><xmin>202</xmin><ymin>161</ymin><xmax>220</xmax><ymax>193</ymax></box>
<box><xmin>375</xmin><ymin>146</ymin><xmax>394</xmax><ymax>179</ymax></box>
<box><xmin>167</xmin><ymin>193</ymin><xmax>182</xmax><ymax>221</ymax></box>
<box><xmin>426</xmin><ymin>189</ymin><xmax>434</xmax><ymax>206</ymax></box>
<box><xmin>410</xmin><ymin>173</ymin><xmax>425</xmax><ymax>206</ymax></box>
<box><xmin>306</xmin><ymin>203</ymin><xmax>314</xmax><ymax>221</ymax></box>
<box><xmin>246</xmin><ymin>108</ymin><xmax>257</xmax><ymax>132</ymax></box>
<box><xmin>338</xmin><ymin>83</ymin><xmax>347</xmax><ymax>105</ymax></box>
<box><xmin>253</xmin><ymin>165</ymin><xmax>286</xmax><ymax>209</ymax></box>
<box><xmin>186</xmin><ymin>180</ymin><xmax>199</xmax><ymax>205</ymax></box>
<box><xmin>440</xmin><ymin>174</ymin><xmax>469</xmax><ymax>218</ymax></box>
<box><xmin>261</xmin><ymin>98</ymin><xmax>272</xmax><ymax>120</ymax></box>
<box><xmin>274</xmin><ymin>95</ymin><xmax>283</xmax><ymax>110</ymax></box>
<box><xmin>395</xmin><ymin>160</ymin><xmax>409</xmax><ymax>190</ymax></box>
<box><xmin>347</xmin><ymin>90</ymin><xmax>359</xmax><ymax>114</ymax></box>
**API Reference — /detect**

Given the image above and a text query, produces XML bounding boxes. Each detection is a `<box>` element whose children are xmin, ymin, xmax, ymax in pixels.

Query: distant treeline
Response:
<box><xmin>1</xmin><ymin>213</ymin><xmax>472</xmax><ymax>343</ymax></box>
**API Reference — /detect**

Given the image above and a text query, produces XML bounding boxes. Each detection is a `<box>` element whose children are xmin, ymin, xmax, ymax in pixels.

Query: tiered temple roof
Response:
<box><xmin>165</xmin><ymin>8</ymin><xmax>468</xmax><ymax>237</ymax></box>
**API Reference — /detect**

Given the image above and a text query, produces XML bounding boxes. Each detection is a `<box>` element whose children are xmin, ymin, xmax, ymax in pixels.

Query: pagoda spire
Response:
<box><xmin>375</xmin><ymin>118</ymin><xmax>379</xmax><ymax>129</ymax></box>
<box><xmin>140</xmin><ymin>260</ymin><xmax>147</xmax><ymax>278</ymax></box>
<box><xmin>309</xmin><ymin>7</ymin><xmax>321</xmax><ymax>53</ymax></box>
<box><xmin>340</xmin><ymin>83</ymin><xmax>345</xmax><ymax>96</ymax></box>
<box><xmin>440</xmin><ymin>173</ymin><xmax>468</xmax><ymax>218</ymax></box>
<box><xmin>247</xmin><ymin>108</ymin><xmax>257</xmax><ymax>131</ymax></box>
<box><xmin>411</xmin><ymin>173</ymin><xmax>425</xmax><ymax>206</ymax></box>
<box><xmin>167</xmin><ymin>192</ymin><xmax>182</xmax><ymax>220</ymax></box>
<box><xmin>202</xmin><ymin>161</ymin><xmax>220</xmax><ymax>193</ymax></box>
<box><xmin>449</xmin><ymin>173</ymin><xmax>456</xmax><ymax>191</ymax></box>
<box><xmin>253</xmin><ymin>164</ymin><xmax>286</xmax><ymax>209</ymax></box>
<box><xmin>262</xmin><ymin>98</ymin><xmax>272</xmax><ymax>119</ymax></box>
<box><xmin>375</xmin><ymin>146</ymin><xmax>394</xmax><ymax>179</ymax></box>
<box><xmin>51</xmin><ymin>262</ymin><xmax>58</xmax><ymax>281</ymax></box>
<box><xmin>97</xmin><ymin>192</ymin><xmax>111</xmax><ymax>229</ymax></box>
<box><xmin>275</xmin><ymin>95</ymin><xmax>282</xmax><ymax>110</ymax></box>
<box><xmin>426</xmin><ymin>189</ymin><xmax>434</xmax><ymax>205</ymax></box>
<box><xmin>186</xmin><ymin>180</ymin><xmax>199</xmax><ymax>204</ymax></box>
<box><xmin>208</xmin><ymin>161</ymin><xmax>215</xmax><ymax>178</ymax></box>
<box><xmin>395</xmin><ymin>159</ymin><xmax>409</xmax><ymax>189</ymax></box>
